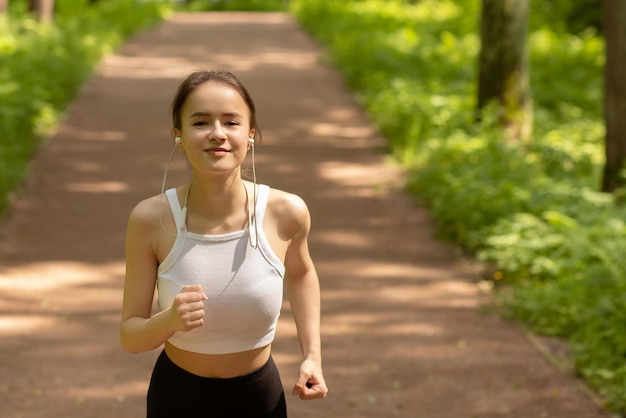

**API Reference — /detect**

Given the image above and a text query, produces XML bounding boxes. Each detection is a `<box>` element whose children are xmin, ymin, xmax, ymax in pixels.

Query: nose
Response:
<box><xmin>208</xmin><ymin>122</ymin><xmax>226</xmax><ymax>141</ymax></box>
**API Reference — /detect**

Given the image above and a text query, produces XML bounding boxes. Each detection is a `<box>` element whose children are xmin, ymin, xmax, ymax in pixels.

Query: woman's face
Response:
<box><xmin>176</xmin><ymin>81</ymin><xmax>255</xmax><ymax>176</ymax></box>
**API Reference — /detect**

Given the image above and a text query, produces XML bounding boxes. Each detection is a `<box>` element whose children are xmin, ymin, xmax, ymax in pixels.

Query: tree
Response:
<box><xmin>0</xmin><ymin>0</ymin><xmax>7</xmax><ymax>14</ymax></box>
<box><xmin>602</xmin><ymin>0</ymin><xmax>626</xmax><ymax>193</ymax></box>
<box><xmin>477</xmin><ymin>0</ymin><xmax>532</xmax><ymax>141</ymax></box>
<box><xmin>28</xmin><ymin>0</ymin><xmax>55</xmax><ymax>22</ymax></box>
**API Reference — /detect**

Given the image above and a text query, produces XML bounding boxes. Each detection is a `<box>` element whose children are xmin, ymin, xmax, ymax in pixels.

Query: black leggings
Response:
<box><xmin>147</xmin><ymin>350</ymin><xmax>287</xmax><ymax>418</ymax></box>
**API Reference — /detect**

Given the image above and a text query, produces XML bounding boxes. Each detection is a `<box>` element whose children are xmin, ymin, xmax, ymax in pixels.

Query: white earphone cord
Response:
<box><xmin>249</xmin><ymin>140</ymin><xmax>259</xmax><ymax>248</ymax></box>
<box><xmin>158</xmin><ymin>144</ymin><xmax>179</xmax><ymax>236</ymax></box>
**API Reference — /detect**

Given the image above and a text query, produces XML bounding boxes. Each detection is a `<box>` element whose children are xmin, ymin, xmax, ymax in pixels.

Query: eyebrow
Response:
<box><xmin>190</xmin><ymin>111</ymin><xmax>243</xmax><ymax>118</ymax></box>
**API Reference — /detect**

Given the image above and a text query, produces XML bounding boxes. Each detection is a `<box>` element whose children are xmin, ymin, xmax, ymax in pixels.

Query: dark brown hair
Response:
<box><xmin>170</xmin><ymin>70</ymin><xmax>261</xmax><ymax>141</ymax></box>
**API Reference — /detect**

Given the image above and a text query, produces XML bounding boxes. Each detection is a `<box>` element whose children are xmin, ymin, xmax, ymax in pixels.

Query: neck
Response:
<box><xmin>186</xmin><ymin>172</ymin><xmax>248</xmax><ymax>218</ymax></box>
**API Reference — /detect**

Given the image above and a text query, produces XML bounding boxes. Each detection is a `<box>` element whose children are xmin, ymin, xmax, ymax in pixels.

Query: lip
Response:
<box><xmin>205</xmin><ymin>147</ymin><xmax>230</xmax><ymax>154</ymax></box>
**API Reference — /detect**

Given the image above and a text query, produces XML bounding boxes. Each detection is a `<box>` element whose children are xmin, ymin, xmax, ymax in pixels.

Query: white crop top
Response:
<box><xmin>157</xmin><ymin>184</ymin><xmax>285</xmax><ymax>354</ymax></box>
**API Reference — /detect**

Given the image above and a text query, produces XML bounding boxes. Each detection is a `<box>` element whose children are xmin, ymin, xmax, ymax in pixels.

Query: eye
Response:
<box><xmin>225</xmin><ymin>121</ymin><xmax>240</xmax><ymax>126</ymax></box>
<box><xmin>193</xmin><ymin>121</ymin><xmax>208</xmax><ymax>126</ymax></box>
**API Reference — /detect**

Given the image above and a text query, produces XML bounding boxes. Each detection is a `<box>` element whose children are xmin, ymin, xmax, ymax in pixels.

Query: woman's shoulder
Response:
<box><xmin>128</xmin><ymin>189</ymin><xmax>179</xmax><ymax>229</ymax></box>
<box><xmin>266</xmin><ymin>187</ymin><xmax>308</xmax><ymax>216</ymax></box>
<box><xmin>265</xmin><ymin>186</ymin><xmax>311</xmax><ymax>239</ymax></box>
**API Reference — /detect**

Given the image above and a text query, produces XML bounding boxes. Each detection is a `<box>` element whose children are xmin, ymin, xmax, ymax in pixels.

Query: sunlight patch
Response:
<box><xmin>0</xmin><ymin>315</ymin><xmax>58</xmax><ymax>336</ymax></box>
<box><xmin>65</xmin><ymin>181</ymin><xmax>128</xmax><ymax>193</ymax></box>
<box><xmin>0</xmin><ymin>261</ymin><xmax>125</xmax><ymax>292</ymax></box>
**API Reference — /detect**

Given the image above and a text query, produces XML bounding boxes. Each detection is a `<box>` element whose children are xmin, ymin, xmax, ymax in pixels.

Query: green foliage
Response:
<box><xmin>530</xmin><ymin>29</ymin><xmax>603</xmax><ymax>117</ymax></box>
<box><xmin>531</xmin><ymin>0</ymin><xmax>602</xmax><ymax>34</ymax></box>
<box><xmin>292</xmin><ymin>0</ymin><xmax>478</xmax><ymax>162</ymax></box>
<box><xmin>291</xmin><ymin>0</ymin><xmax>626</xmax><ymax>414</ymax></box>
<box><xmin>507</xmin><ymin>222</ymin><xmax>626</xmax><ymax>412</ymax></box>
<box><xmin>0</xmin><ymin>0</ymin><xmax>170</xmax><ymax>214</ymax></box>
<box><xmin>180</xmin><ymin>0</ymin><xmax>289</xmax><ymax>12</ymax></box>
<box><xmin>407</xmin><ymin>133</ymin><xmax>541</xmax><ymax>248</ymax></box>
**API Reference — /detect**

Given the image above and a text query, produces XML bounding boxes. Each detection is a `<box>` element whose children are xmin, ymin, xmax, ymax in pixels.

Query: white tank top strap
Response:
<box><xmin>165</xmin><ymin>189</ymin><xmax>189</xmax><ymax>232</ymax></box>
<box><xmin>165</xmin><ymin>188</ymin><xmax>185</xmax><ymax>232</ymax></box>
<box><xmin>158</xmin><ymin>189</ymin><xmax>187</xmax><ymax>274</ymax></box>
<box><xmin>253</xmin><ymin>184</ymin><xmax>270</xmax><ymax>229</ymax></box>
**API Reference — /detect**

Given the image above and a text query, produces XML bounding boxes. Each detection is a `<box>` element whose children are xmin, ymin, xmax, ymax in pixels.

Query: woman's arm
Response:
<box><xmin>282</xmin><ymin>194</ymin><xmax>328</xmax><ymax>400</ymax></box>
<box><xmin>120</xmin><ymin>198</ymin><xmax>207</xmax><ymax>354</ymax></box>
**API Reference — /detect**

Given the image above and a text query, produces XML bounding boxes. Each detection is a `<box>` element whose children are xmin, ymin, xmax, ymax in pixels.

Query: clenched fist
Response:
<box><xmin>169</xmin><ymin>285</ymin><xmax>208</xmax><ymax>332</ymax></box>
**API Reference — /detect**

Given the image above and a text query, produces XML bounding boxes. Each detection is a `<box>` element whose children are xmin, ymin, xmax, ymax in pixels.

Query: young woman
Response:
<box><xmin>120</xmin><ymin>70</ymin><xmax>328</xmax><ymax>417</ymax></box>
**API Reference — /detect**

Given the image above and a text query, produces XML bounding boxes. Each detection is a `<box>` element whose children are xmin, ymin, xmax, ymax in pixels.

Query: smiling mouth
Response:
<box><xmin>206</xmin><ymin>148</ymin><xmax>229</xmax><ymax>152</ymax></box>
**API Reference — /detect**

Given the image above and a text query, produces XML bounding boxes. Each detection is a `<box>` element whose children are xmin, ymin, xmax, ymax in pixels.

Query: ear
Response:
<box><xmin>249</xmin><ymin>128</ymin><xmax>256</xmax><ymax>139</ymax></box>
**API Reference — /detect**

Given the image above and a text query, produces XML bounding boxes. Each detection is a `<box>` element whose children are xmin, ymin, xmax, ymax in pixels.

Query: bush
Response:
<box><xmin>181</xmin><ymin>0</ymin><xmax>288</xmax><ymax>12</ymax></box>
<box><xmin>0</xmin><ymin>0</ymin><xmax>170</xmax><ymax>215</ymax></box>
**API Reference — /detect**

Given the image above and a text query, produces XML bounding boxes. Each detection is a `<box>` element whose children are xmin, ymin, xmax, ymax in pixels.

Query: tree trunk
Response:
<box><xmin>477</xmin><ymin>0</ymin><xmax>532</xmax><ymax>141</ymax></box>
<box><xmin>0</xmin><ymin>0</ymin><xmax>8</xmax><ymax>14</ymax></box>
<box><xmin>602</xmin><ymin>0</ymin><xmax>626</xmax><ymax>193</ymax></box>
<box><xmin>28</xmin><ymin>0</ymin><xmax>55</xmax><ymax>22</ymax></box>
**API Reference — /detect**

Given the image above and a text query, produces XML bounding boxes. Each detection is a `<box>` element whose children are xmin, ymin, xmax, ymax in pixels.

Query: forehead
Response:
<box><xmin>182</xmin><ymin>81</ymin><xmax>250</xmax><ymax>117</ymax></box>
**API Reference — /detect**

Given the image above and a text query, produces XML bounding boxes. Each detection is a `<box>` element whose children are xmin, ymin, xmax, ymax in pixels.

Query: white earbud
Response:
<box><xmin>248</xmin><ymin>138</ymin><xmax>255</xmax><ymax>145</ymax></box>
<box><xmin>175</xmin><ymin>136</ymin><xmax>181</xmax><ymax>145</ymax></box>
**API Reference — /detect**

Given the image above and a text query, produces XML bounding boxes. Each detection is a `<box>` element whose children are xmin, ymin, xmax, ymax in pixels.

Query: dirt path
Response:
<box><xmin>0</xmin><ymin>12</ymin><xmax>615</xmax><ymax>418</ymax></box>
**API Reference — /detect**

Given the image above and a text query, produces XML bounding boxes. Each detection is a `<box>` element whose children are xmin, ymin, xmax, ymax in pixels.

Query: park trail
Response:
<box><xmin>0</xmin><ymin>12</ymin><xmax>616</xmax><ymax>418</ymax></box>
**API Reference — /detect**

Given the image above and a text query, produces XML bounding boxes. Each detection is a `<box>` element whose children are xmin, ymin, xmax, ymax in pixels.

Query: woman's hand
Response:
<box><xmin>291</xmin><ymin>358</ymin><xmax>328</xmax><ymax>400</ymax></box>
<box><xmin>169</xmin><ymin>285</ymin><xmax>208</xmax><ymax>332</ymax></box>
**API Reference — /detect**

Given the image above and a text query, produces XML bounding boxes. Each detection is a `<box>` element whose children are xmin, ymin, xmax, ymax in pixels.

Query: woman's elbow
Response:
<box><xmin>119</xmin><ymin>326</ymin><xmax>145</xmax><ymax>354</ymax></box>
<box><xmin>120</xmin><ymin>333</ymin><xmax>138</xmax><ymax>354</ymax></box>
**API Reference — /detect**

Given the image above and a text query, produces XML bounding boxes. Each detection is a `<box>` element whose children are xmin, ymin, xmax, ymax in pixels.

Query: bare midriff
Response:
<box><xmin>164</xmin><ymin>342</ymin><xmax>272</xmax><ymax>378</ymax></box>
